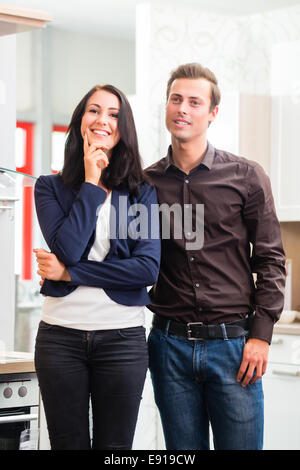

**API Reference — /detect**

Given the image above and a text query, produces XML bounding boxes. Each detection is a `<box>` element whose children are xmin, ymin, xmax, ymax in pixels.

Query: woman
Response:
<box><xmin>33</xmin><ymin>84</ymin><xmax>160</xmax><ymax>450</ymax></box>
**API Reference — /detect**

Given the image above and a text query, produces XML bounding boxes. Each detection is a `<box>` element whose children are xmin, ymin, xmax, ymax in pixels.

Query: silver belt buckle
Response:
<box><xmin>187</xmin><ymin>322</ymin><xmax>204</xmax><ymax>340</ymax></box>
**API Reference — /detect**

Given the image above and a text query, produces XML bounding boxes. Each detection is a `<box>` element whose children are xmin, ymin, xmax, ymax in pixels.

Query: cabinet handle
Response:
<box><xmin>272</xmin><ymin>338</ymin><xmax>283</xmax><ymax>345</ymax></box>
<box><xmin>0</xmin><ymin>413</ymin><xmax>38</xmax><ymax>424</ymax></box>
<box><xmin>272</xmin><ymin>369</ymin><xmax>300</xmax><ymax>377</ymax></box>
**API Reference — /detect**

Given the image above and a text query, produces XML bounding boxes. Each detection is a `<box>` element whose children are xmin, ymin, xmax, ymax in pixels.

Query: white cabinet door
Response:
<box><xmin>263</xmin><ymin>362</ymin><xmax>300</xmax><ymax>450</ymax></box>
<box><xmin>270</xmin><ymin>40</ymin><xmax>300</xmax><ymax>221</ymax></box>
<box><xmin>271</xmin><ymin>96</ymin><xmax>300</xmax><ymax>221</ymax></box>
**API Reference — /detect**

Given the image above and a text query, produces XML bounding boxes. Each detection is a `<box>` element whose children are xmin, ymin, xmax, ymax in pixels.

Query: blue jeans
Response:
<box><xmin>148</xmin><ymin>325</ymin><xmax>264</xmax><ymax>450</ymax></box>
<box><xmin>35</xmin><ymin>321</ymin><xmax>148</xmax><ymax>450</ymax></box>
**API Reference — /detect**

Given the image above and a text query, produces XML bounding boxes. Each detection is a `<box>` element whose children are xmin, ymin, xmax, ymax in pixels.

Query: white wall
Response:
<box><xmin>51</xmin><ymin>28</ymin><xmax>135</xmax><ymax>117</ymax></box>
<box><xmin>16</xmin><ymin>26</ymin><xmax>135</xmax><ymax>119</ymax></box>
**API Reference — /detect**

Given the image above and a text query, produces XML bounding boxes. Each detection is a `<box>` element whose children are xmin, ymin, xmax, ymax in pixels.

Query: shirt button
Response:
<box><xmin>195</xmin><ymin>283</ymin><xmax>200</xmax><ymax>288</ymax></box>
<box><xmin>198</xmin><ymin>307</ymin><xmax>203</xmax><ymax>312</ymax></box>
<box><xmin>190</xmin><ymin>256</ymin><xmax>195</xmax><ymax>262</ymax></box>
<box><xmin>185</xmin><ymin>179</ymin><xmax>189</xmax><ymax>184</ymax></box>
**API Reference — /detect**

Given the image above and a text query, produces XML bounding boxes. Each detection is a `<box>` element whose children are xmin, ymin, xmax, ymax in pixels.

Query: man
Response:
<box><xmin>145</xmin><ymin>63</ymin><xmax>286</xmax><ymax>450</ymax></box>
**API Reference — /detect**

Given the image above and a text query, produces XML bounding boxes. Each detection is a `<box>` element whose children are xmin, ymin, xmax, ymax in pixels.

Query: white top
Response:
<box><xmin>41</xmin><ymin>192</ymin><xmax>145</xmax><ymax>330</ymax></box>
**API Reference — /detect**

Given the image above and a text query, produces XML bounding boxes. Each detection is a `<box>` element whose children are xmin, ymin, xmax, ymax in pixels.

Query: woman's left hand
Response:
<box><xmin>33</xmin><ymin>248</ymin><xmax>71</xmax><ymax>281</ymax></box>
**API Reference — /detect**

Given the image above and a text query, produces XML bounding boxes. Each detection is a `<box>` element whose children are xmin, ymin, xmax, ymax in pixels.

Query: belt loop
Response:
<box><xmin>164</xmin><ymin>319</ymin><xmax>171</xmax><ymax>337</ymax></box>
<box><xmin>220</xmin><ymin>323</ymin><xmax>229</xmax><ymax>341</ymax></box>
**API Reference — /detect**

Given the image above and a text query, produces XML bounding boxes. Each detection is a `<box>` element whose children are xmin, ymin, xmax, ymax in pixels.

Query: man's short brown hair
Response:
<box><xmin>166</xmin><ymin>63</ymin><xmax>221</xmax><ymax>111</ymax></box>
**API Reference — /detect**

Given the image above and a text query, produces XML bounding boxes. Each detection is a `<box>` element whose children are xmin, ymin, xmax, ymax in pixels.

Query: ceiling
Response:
<box><xmin>2</xmin><ymin>0</ymin><xmax>300</xmax><ymax>39</ymax></box>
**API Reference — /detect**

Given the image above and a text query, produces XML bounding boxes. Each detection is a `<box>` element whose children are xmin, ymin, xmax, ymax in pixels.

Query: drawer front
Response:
<box><xmin>269</xmin><ymin>334</ymin><xmax>300</xmax><ymax>365</ymax></box>
<box><xmin>264</xmin><ymin>362</ymin><xmax>300</xmax><ymax>450</ymax></box>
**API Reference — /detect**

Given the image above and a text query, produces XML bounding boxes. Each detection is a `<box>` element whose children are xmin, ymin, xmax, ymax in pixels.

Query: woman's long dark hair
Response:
<box><xmin>60</xmin><ymin>84</ymin><xmax>146</xmax><ymax>196</ymax></box>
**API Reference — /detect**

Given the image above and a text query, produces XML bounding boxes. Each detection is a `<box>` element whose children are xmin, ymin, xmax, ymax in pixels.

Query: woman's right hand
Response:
<box><xmin>83</xmin><ymin>130</ymin><xmax>109</xmax><ymax>186</ymax></box>
<box><xmin>33</xmin><ymin>248</ymin><xmax>71</xmax><ymax>282</ymax></box>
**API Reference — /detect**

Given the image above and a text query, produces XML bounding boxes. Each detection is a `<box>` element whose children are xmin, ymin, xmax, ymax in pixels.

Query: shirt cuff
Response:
<box><xmin>249</xmin><ymin>315</ymin><xmax>275</xmax><ymax>344</ymax></box>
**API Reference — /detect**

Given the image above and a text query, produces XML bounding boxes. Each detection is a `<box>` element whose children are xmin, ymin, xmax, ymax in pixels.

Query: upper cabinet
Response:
<box><xmin>239</xmin><ymin>94</ymin><xmax>271</xmax><ymax>177</ymax></box>
<box><xmin>270</xmin><ymin>40</ymin><xmax>300</xmax><ymax>222</ymax></box>
<box><xmin>205</xmin><ymin>42</ymin><xmax>300</xmax><ymax>223</ymax></box>
<box><xmin>0</xmin><ymin>4</ymin><xmax>52</xmax><ymax>36</ymax></box>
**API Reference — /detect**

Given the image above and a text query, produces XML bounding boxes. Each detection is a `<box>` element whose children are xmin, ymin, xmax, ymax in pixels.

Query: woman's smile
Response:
<box><xmin>81</xmin><ymin>89</ymin><xmax>120</xmax><ymax>152</ymax></box>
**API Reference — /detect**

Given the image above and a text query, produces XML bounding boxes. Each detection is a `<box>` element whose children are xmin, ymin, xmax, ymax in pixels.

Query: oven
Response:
<box><xmin>0</xmin><ymin>372</ymin><xmax>39</xmax><ymax>450</ymax></box>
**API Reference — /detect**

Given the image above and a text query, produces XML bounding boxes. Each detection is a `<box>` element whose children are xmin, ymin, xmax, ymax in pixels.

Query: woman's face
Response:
<box><xmin>81</xmin><ymin>89</ymin><xmax>121</xmax><ymax>157</ymax></box>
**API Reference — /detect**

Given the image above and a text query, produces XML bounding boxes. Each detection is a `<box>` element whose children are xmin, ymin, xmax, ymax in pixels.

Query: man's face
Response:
<box><xmin>165</xmin><ymin>78</ymin><xmax>218</xmax><ymax>144</ymax></box>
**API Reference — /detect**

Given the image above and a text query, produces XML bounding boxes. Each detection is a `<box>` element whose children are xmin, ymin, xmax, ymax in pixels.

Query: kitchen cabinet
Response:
<box><xmin>263</xmin><ymin>330</ymin><xmax>300</xmax><ymax>450</ymax></box>
<box><xmin>238</xmin><ymin>94</ymin><xmax>270</xmax><ymax>176</ymax></box>
<box><xmin>0</xmin><ymin>5</ymin><xmax>51</xmax><ymax>36</ymax></box>
<box><xmin>205</xmin><ymin>43</ymin><xmax>300</xmax><ymax>223</ymax></box>
<box><xmin>270</xmin><ymin>40</ymin><xmax>300</xmax><ymax>222</ymax></box>
<box><xmin>270</xmin><ymin>95</ymin><xmax>300</xmax><ymax>221</ymax></box>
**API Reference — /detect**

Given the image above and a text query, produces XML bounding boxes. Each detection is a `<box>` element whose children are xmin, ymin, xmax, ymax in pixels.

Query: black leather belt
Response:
<box><xmin>152</xmin><ymin>314</ymin><xmax>252</xmax><ymax>340</ymax></box>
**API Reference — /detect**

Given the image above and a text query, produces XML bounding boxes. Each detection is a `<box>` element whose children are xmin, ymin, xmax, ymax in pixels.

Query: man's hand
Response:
<box><xmin>237</xmin><ymin>338</ymin><xmax>269</xmax><ymax>387</ymax></box>
<box><xmin>33</xmin><ymin>248</ymin><xmax>71</xmax><ymax>282</ymax></box>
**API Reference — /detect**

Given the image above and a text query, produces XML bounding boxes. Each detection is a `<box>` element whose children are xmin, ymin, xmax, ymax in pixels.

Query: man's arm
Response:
<box><xmin>244</xmin><ymin>163</ymin><xmax>286</xmax><ymax>343</ymax></box>
<box><xmin>237</xmin><ymin>163</ymin><xmax>286</xmax><ymax>386</ymax></box>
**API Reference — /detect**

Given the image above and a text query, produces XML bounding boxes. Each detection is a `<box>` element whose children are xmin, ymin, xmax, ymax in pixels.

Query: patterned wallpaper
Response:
<box><xmin>136</xmin><ymin>3</ymin><xmax>300</xmax><ymax>166</ymax></box>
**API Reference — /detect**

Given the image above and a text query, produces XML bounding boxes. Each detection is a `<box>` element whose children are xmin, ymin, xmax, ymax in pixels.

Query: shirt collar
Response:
<box><xmin>164</xmin><ymin>141</ymin><xmax>215</xmax><ymax>173</ymax></box>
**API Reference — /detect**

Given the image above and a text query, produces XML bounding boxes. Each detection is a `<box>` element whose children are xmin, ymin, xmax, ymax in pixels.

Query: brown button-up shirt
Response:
<box><xmin>145</xmin><ymin>142</ymin><xmax>286</xmax><ymax>344</ymax></box>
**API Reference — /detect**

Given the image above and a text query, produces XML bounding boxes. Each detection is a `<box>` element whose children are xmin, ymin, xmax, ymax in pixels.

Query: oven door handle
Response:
<box><xmin>0</xmin><ymin>413</ymin><xmax>38</xmax><ymax>424</ymax></box>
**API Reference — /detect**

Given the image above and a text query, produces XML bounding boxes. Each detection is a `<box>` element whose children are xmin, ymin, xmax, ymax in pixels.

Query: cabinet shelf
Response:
<box><xmin>0</xmin><ymin>5</ymin><xmax>52</xmax><ymax>36</ymax></box>
<box><xmin>0</xmin><ymin>167</ymin><xmax>36</xmax><ymax>207</ymax></box>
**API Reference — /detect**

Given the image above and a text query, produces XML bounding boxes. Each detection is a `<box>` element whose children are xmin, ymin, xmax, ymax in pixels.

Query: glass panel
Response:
<box><xmin>0</xmin><ymin>168</ymin><xmax>40</xmax><ymax>353</ymax></box>
<box><xmin>0</xmin><ymin>167</ymin><xmax>36</xmax><ymax>199</ymax></box>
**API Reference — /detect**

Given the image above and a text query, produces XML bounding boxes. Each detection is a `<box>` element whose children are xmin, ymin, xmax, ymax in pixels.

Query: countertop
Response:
<box><xmin>0</xmin><ymin>322</ymin><xmax>298</xmax><ymax>376</ymax></box>
<box><xmin>0</xmin><ymin>351</ymin><xmax>35</xmax><ymax>374</ymax></box>
<box><xmin>274</xmin><ymin>320</ymin><xmax>300</xmax><ymax>336</ymax></box>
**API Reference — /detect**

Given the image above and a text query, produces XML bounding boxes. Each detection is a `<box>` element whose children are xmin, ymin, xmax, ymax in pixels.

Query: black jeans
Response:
<box><xmin>35</xmin><ymin>321</ymin><xmax>148</xmax><ymax>450</ymax></box>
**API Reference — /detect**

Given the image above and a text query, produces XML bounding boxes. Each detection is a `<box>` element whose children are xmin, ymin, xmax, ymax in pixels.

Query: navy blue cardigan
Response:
<box><xmin>34</xmin><ymin>174</ymin><xmax>161</xmax><ymax>306</ymax></box>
